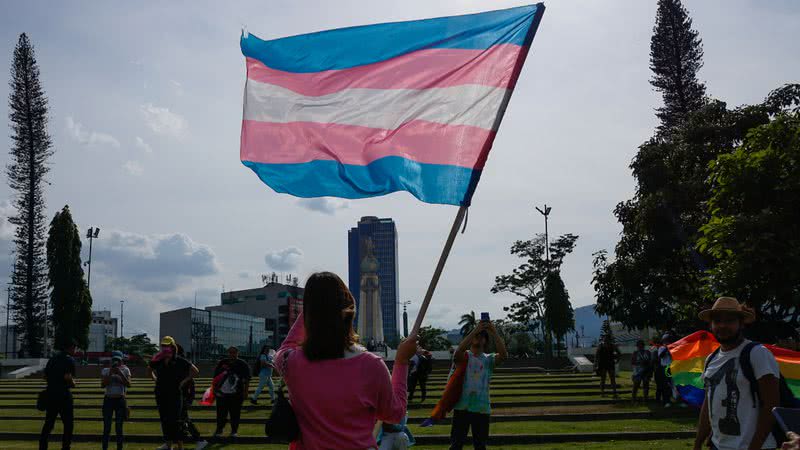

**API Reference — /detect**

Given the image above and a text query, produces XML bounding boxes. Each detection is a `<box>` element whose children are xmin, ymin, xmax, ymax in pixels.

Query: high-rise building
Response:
<box><xmin>88</xmin><ymin>310</ymin><xmax>119</xmax><ymax>353</ymax></box>
<box><xmin>348</xmin><ymin>216</ymin><xmax>399</xmax><ymax>344</ymax></box>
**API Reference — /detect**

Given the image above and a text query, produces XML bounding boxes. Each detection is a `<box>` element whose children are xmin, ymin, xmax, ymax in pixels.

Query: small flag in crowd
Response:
<box><xmin>240</xmin><ymin>4</ymin><xmax>545</xmax><ymax>206</ymax></box>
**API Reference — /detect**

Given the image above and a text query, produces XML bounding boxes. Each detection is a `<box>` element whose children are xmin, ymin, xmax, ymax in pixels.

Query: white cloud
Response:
<box><xmin>65</xmin><ymin>116</ymin><xmax>120</xmax><ymax>148</ymax></box>
<box><xmin>123</xmin><ymin>160</ymin><xmax>143</xmax><ymax>176</ymax></box>
<box><xmin>0</xmin><ymin>200</ymin><xmax>16</xmax><ymax>240</ymax></box>
<box><xmin>135</xmin><ymin>136</ymin><xmax>153</xmax><ymax>153</ymax></box>
<box><xmin>140</xmin><ymin>103</ymin><xmax>187</xmax><ymax>137</ymax></box>
<box><xmin>297</xmin><ymin>198</ymin><xmax>350</xmax><ymax>215</ymax></box>
<box><xmin>265</xmin><ymin>247</ymin><xmax>304</xmax><ymax>271</ymax></box>
<box><xmin>170</xmin><ymin>80</ymin><xmax>184</xmax><ymax>96</ymax></box>
<box><xmin>93</xmin><ymin>230</ymin><xmax>220</xmax><ymax>292</ymax></box>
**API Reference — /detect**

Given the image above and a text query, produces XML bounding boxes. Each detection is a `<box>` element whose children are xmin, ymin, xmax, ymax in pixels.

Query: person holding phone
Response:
<box><xmin>449</xmin><ymin>313</ymin><xmax>507</xmax><ymax>450</ymax></box>
<box><xmin>100</xmin><ymin>351</ymin><xmax>131</xmax><ymax>450</ymax></box>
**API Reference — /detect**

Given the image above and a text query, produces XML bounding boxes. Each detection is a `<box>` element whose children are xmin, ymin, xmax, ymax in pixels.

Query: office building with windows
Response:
<box><xmin>160</xmin><ymin>307</ymin><xmax>272</xmax><ymax>361</ymax></box>
<box><xmin>348</xmin><ymin>216</ymin><xmax>399</xmax><ymax>344</ymax></box>
<box><xmin>207</xmin><ymin>280</ymin><xmax>303</xmax><ymax>348</ymax></box>
<box><xmin>88</xmin><ymin>310</ymin><xmax>119</xmax><ymax>353</ymax></box>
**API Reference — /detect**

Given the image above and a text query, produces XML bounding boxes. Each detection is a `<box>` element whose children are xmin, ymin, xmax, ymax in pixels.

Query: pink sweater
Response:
<box><xmin>275</xmin><ymin>313</ymin><xmax>408</xmax><ymax>450</ymax></box>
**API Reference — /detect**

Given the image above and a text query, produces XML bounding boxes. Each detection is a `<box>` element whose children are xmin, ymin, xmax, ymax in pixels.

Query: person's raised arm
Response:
<box><xmin>275</xmin><ymin>312</ymin><xmax>305</xmax><ymax>376</ymax></box>
<box><xmin>693</xmin><ymin>396</ymin><xmax>711</xmax><ymax>450</ymax></box>
<box><xmin>487</xmin><ymin>322</ymin><xmax>507</xmax><ymax>366</ymax></box>
<box><xmin>748</xmin><ymin>374</ymin><xmax>778</xmax><ymax>450</ymax></box>
<box><xmin>375</xmin><ymin>334</ymin><xmax>416</xmax><ymax>423</ymax></box>
<box><xmin>121</xmin><ymin>367</ymin><xmax>132</xmax><ymax>388</ymax></box>
<box><xmin>101</xmin><ymin>368</ymin><xmax>111</xmax><ymax>387</ymax></box>
<box><xmin>179</xmin><ymin>362</ymin><xmax>199</xmax><ymax>390</ymax></box>
<box><xmin>454</xmin><ymin>322</ymin><xmax>485</xmax><ymax>364</ymax></box>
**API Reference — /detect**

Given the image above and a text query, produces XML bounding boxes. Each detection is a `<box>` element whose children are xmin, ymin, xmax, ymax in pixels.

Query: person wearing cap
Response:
<box><xmin>212</xmin><ymin>346</ymin><xmax>251</xmax><ymax>439</ymax></box>
<box><xmin>147</xmin><ymin>336</ymin><xmax>197</xmax><ymax>450</ymax></box>
<box><xmin>39</xmin><ymin>340</ymin><xmax>78</xmax><ymax>450</ymax></box>
<box><xmin>100</xmin><ymin>351</ymin><xmax>131</xmax><ymax>450</ymax></box>
<box><xmin>693</xmin><ymin>297</ymin><xmax>780</xmax><ymax>450</ymax></box>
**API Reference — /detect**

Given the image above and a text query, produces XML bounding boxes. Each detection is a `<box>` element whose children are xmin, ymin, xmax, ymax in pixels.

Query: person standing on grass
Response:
<box><xmin>250</xmin><ymin>345</ymin><xmax>275</xmax><ymax>404</ymax></box>
<box><xmin>657</xmin><ymin>333</ymin><xmax>675</xmax><ymax>407</ymax></box>
<box><xmin>176</xmin><ymin>345</ymin><xmax>208</xmax><ymax>450</ymax></box>
<box><xmin>39</xmin><ymin>340</ymin><xmax>77</xmax><ymax>450</ymax></box>
<box><xmin>630</xmin><ymin>340</ymin><xmax>653</xmax><ymax>403</ymax></box>
<box><xmin>100</xmin><ymin>351</ymin><xmax>131</xmax><ymax>450</ymax></box>
<box><xmin>408</xmin><ymin>349</ymin><xmax>433</xmax><ymax>403</ymax></box>
<box><xmin>147</xmin><ymin>336</ymin><xmax>198</xmax><ymax>450</ymax></box>
<box><xmin>212</xmin><ymin>346</ymin><xmax>251</xmax><ymax>439</ymax></box>
<box><xmin>275</xmin><ymin>271</ymin><xmax>416</xmax><ymax>450</ymax></box>
<box><xmin>449</xmin><ymin>320</ymin><xmax>508</xmax><ymax>450</ymax></box>
<box><xmin>693</xmin><ymin>297</ymin><xmax>780</xmax><ymax>450</ymax></box>
<box><xmin>595</xmin><ymin>336</ymin><xmax>621</xmax><ymax>398</ymax></box>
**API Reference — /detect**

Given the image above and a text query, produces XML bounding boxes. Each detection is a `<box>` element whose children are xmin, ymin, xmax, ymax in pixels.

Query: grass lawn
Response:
<box><xmin>3</xmin><ymin>440</ymin><xmax>696</xmax><ymax>449</ymax></box>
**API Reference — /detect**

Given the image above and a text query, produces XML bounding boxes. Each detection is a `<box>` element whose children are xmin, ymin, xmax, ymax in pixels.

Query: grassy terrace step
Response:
<box><xmin>0</xmin><ymin>409</ymin><xmax>696</xmax><ymax>424</ymax></box>
<box><xmin>2</xmin><ymin>431</ymin><xmax>698</xmax><ymax>445</ymax></box>
<box><xmin>0</xmin><ymin>398</ymin><xmax>635</xmax><ymax>410</ymax></box>
<box><xmin>1</xmin><ymin>440</ymin><xmax>697</xmax><ymax>449</ymax></box>
<box><xmin>0</xmin><ymin>415</ymin><xmax>697</xmax><ymax>437</ymax></box>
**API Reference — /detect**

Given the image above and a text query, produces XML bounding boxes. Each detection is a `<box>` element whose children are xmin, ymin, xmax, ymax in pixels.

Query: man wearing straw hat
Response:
<box><xmin>693</xmin><ymin>297</ymin><xmax>780</xmax><ymax>450</ymax></box>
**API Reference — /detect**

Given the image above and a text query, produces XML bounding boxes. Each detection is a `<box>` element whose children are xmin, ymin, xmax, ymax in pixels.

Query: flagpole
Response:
<box><xmin>409</xmin><ymin>205</ymin><xmax>468</xmax><ymax>338</ymax></box>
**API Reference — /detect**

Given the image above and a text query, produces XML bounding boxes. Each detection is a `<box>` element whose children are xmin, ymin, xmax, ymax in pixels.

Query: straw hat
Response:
<box><xmin>698</xmin><ymin>297</ymin><xmax>755</xmax><ymax>324</ymax></box>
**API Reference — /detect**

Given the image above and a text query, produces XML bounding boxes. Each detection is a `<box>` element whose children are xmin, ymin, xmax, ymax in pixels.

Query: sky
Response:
<box><xmin>0</xmin><ymin>1</ymin><xmax>798</xmax><ymax>339</ymax></box>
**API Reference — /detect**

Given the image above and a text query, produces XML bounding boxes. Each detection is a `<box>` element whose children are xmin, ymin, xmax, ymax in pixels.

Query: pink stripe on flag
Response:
<box><xmin>245</xmin><ymin>44</ymin><xmax>524</xmax><ymax>97</ymax></box>
<box><xmin>240</xmin><ymin>120</ymin><xmax>495</xmax><ymax>169</ymax></box>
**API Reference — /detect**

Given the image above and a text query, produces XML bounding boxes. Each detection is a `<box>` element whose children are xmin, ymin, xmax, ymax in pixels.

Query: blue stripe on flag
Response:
<box><xmin>241</xmin><ymin>158</ymin><xmax>481</xmax><ymax>206</ymax></box>
<box><xmin>241</xmin><ymin>4</ymin><xmax>542</xmax><ymax>73</ymax></box>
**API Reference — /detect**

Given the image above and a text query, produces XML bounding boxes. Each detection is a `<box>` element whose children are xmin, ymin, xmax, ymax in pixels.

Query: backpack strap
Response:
<box><xmin>705</xmin><ymin>347</ymin><xmax>722</xmax><ymax>370</ymax></box>
<box><xmin>739</xmin><ymin>341</ymin><xmax>761</xmax><ymax>407</ymax></box>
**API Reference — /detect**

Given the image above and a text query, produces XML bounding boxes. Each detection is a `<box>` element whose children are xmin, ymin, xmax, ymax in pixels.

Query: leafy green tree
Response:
<box><xmin>492</xmin><ymin>233</ymin><xmax>578</xmax><ymax>358</ymax></box>
<box><xmin>543</xmin><ymin>271</ymin><xmax>574</xmax><ymax>357</ymax></box>
<box><xmin>458</xmin><ymin>311</ymin><xmax>476</xmax><ymax>337</ymax></box>
<box><xmin>417</xmin><ymin>326</ymin><xmax>451</xmax><ymax>351</ymax></box>
<box><xmin>7</xmin><ymin>33</ymin><xmax>53</xmax><ymax>357</ymax></box>
<box><xmin>650</xmin><ymin>0</ymin><xmax>706</xmax><ymax>134</ymax></box>
<box><xmin>106</xmin><ymin>333</ymin><xmax>158</xmax><ymax>358</ymax></box>
<box><xmin>698</xmin><ymin>108</ymin><xmax>800</xmax><ymax>325</ymax></box>
<box><xmin>46</xmin><ymin>206</ymin><xmax>92</xmax><ymax>350</ymax></box>
<box><xmin>599</xmin><ymin>320</ymin><xmax>615</xmax><ymax>346</ymax></box>
<box><xmin>594</xmin><ymin>85</ymin><xmax>800</xmax><ymax>330</ymax></box>
<box><xmin>508</xmin><ymin>331</ymin><xmax>534</xmax><ymax>358</ymax></box>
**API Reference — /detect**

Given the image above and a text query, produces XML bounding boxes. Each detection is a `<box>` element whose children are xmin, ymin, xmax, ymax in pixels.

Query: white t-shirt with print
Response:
<box><xmin>701</xmin><ymin>340</ymin><xmax>780</xmax><ymax>450</ymax></box>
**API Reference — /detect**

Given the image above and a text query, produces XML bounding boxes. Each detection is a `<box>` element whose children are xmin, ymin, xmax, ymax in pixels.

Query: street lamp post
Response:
<box><xmin>401</xmin><ymin>301</ymin><xmax>412</xmax><ymax>338</ymax></box>
<box><xmin>85</xmin><ymin>227</ymin><xmax>100</xmax><ymax>289</ymax></box>
<box><xmin>119</xmin><ymin>300</ymin><xmax>124</xmax><ymax>339</ymax></box>
<box><xmin>535</xmin><ymin>205</ymin><xmax>552</xmax><ymax>265</ymax></box>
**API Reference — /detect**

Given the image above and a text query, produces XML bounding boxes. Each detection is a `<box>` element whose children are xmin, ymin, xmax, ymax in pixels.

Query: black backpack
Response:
<box><xmin>705</xmin><ymin>341</ymin><xmax>799</xmax><ymax>445</ymax></box>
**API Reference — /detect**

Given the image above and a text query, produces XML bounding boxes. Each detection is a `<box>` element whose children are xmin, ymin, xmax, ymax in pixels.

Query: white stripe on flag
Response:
<box><xmin>243</xmin><ymin>79</ymin><xmax>509</xmax><ymax>131</ymax></box>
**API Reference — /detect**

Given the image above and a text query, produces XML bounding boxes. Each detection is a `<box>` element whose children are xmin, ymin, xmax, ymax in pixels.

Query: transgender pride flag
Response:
<box><xmin>240</xmin><ymin>4</ymin><xmax>545</xmax><ymax>206</ymax></box>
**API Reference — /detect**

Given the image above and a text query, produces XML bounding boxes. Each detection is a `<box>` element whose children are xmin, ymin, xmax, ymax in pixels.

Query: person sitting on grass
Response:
<box><xmin>631</xmin><ymin>339</ymin><xmax>653</xmax><ymax>403</ymax></box>
<box><xmin>595</xmin><ymin>336</ymin><xmax>621</xmax><ymax>398</ymax></box>
<box><xmin>449</xmin><ymin>320</ymin><xmax>507</xmax><ymax>450</ymax></box>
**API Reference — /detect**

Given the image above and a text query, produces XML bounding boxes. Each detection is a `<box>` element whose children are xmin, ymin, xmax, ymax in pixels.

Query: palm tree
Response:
<box><xmin>459</xmin><ymin>311</ymin><xmax>477</xmax><ymax>337</ymax></box>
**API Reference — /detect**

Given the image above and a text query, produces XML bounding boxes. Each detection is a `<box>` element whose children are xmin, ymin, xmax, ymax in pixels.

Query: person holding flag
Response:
<box><xmin>449</xmin><ymin>320</ymin><xmax>507</xmax><ymax>450</ymax></box>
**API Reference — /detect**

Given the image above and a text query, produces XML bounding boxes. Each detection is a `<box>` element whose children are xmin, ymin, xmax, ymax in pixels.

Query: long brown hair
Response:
<box><xmin>302</xmin><ymin>272</ymin><xmax>359</xmax><ymax>361</ymax></box>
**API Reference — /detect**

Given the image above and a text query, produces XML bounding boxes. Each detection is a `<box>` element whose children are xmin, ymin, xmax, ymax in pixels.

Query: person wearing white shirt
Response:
<box><xmin>694</xmin><ymin>297</ymin><xmax>780</xmax><ymax>450</ymax></box>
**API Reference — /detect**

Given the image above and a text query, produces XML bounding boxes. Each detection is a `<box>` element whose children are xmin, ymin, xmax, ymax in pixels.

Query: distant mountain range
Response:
<box><xmin>571</xmin><ymin>304</ymin><xmax>607</xmax><ymax>341</ymax></box>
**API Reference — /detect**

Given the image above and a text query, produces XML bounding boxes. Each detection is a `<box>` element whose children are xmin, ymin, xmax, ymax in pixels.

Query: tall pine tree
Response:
<box><xmin>7</xmin><ymin>33</ymin><xmax>53</xmax><ymax>357</ymax></box>
<box><xmin>543</xmin><ymin>271</ymin><xmax>574</xmax><ymax>358</ymax></box>
<box><xmin>47</xmin><ymin>206</ymin><xmax>92</xmax><ymax>350</ymax></box>
<box><xmin>593</xmin><ymin>1</ymin><xmax>710</xmax><ymax>330</ymax></box>
<box><xmin>650</xmin><ymin>0</ymin><xmax>706</xmax><ymax>134</ymax></box>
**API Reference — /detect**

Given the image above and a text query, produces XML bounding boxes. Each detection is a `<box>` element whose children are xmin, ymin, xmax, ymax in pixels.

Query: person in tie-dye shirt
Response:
<box><xmin>449</xmin><ymin>321</ymin><xmax>507</xmax><ymax>450</ymax></box>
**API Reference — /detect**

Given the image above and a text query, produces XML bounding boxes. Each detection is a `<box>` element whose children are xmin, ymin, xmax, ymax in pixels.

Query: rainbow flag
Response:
<box><xmin>669</xmin><ymin>331</ymin><xmax>800</xmax><ymax>407</ymax></box>
<box><xmin>240</xmin><ymin>4</ymin><xmax>545</xmax><ymax>206</ymax></box>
